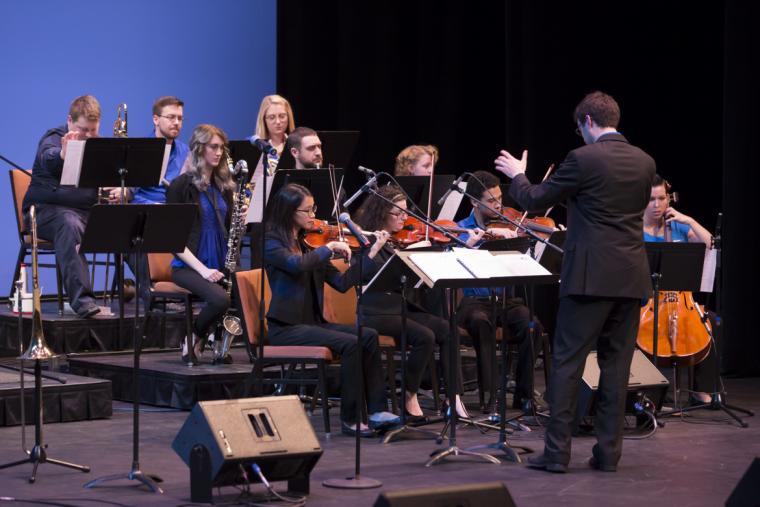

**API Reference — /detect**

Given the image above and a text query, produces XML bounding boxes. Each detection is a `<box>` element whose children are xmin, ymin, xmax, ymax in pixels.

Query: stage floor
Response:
<box><xmin>0</xmin><ymin>377</ymin><xmax>757</xmax><ymax>506</ymax></box>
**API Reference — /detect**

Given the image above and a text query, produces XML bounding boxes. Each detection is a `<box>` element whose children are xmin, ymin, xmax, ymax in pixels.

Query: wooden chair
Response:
<box><xmin>322</xmin><ymin>259</ymin><xmax>441</xmax><ymax>414</ymax></box>
<box><xmin>8</xmin><ymin>169</ymin><xmax>64</xmax><ymax>314</ymax></box>
<box><xmin>141</xmin><ymin>253</ymin><xmax>194</xmax><ymax>351</ymax></box>
<box><xmin>235</xmin><ymin>269</ymin><xmax>334</xmax><ymax>435</ymax></box>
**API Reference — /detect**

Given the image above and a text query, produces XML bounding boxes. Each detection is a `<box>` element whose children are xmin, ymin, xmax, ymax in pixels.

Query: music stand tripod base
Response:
<box><xmin>425</xmin><ymin>445</ymin><xmax>502</xmax><ymax>467</ymax></box>
<box><xmin>84</xmin><ymin>468</ymin><xmax>163</xmax><ymax>493</ymax></box>
<box><xmin>323</xmin><ymin>476</ymin><xmax>382</xmax><ymax>489</ymax></box>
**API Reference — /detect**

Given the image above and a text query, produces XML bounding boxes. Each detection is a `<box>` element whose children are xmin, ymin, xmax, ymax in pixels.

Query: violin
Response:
<box><xmin>392</xmin><ymin>216</ymin><xmax>469</xmax><ymax>245</ymax></box>
<box><xmin>302</xmin><ymin>219</ymin><xmax>362</xmax><ymax>250</ymax></box>
<box><xmin>489</xmin><ymin>207</ymin><xmax>557</xmax><ymax>240</ymax></box>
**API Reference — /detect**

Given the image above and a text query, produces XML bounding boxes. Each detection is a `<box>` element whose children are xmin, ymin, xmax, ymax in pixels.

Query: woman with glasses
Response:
<box><xmin>167</xmin><ymin>124</ymin><xmax>237</xmax><ymax>365</ymax></box>
<box><xmin>263</xmin><ymin>183</ymin><xmax>401</xmax><ymax>436</ymax></box>
<box><xmin>254</xmin><ymin>94</ymin><xmax>295</xmax><ymax>170</ymax></box>
<box><xmin>355</xmin><ymin>184</ymin><xmax>469</xmax><ymax>420</ymax></box>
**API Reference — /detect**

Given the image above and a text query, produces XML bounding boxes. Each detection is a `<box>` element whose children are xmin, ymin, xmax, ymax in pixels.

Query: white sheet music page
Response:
<box><xmin>159</xmin><ymin>144</ymin><xmax>171</xmax><ymax>186</ymax></box>
<box><xmin>452</xmin><ymin>248</ymin><xmax>551</xmax><ymax>278</ymax></box>
<box><xmin>246</xmin><ymin>162</ymin><xmax>276</xmax><ymax>224</ymax></box>
<box><xmin>436</xmin><ymin>180</ymin><xmax>467</xmax><ymax>221</ymax></box>
<box><xmin>408</xmin><ymin>251</ymin><xmax>474</xmax><ymax>282</ymax></box>
<box><xmin>700</xmin><ymin>248</ymin><xmax>717</xmax><ymax>293</ymax></box>
<box><xmin>60</xmin><ymin>140</ymin><xmax>86</xmax><ymax>186</ymax></box>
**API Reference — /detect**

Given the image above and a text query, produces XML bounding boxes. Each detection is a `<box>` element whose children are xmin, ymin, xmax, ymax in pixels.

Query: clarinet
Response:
<box><xmin>212</xmin><ymin>151</ymin><xmax>252</xmax><ymax>364</ymax></box>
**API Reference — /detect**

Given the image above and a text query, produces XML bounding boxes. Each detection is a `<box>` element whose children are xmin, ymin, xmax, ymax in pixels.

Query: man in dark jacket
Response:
<box><xmin>495</xmin><ymin>91</ymin><xmax>656</xmax><ymax>472</ymax></box>
<box><xmin>22</xmin><ymin>95</ymin><xmax>102</xmax><ymax>318</ymax></box>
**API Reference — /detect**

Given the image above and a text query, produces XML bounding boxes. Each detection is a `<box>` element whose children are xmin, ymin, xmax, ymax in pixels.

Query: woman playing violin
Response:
<box><xmin>355</xmin><ymin>184</ymin><xmax>470</xmax><ymax>419</ymax></box>
<box><xmin>263</xmin><ymin>183</ymin><xmax>400</xmax><ymax>436</ymax></box>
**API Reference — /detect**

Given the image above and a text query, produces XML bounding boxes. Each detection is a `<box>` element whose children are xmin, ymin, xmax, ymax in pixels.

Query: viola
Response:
<box><xmin>636</xmin><ymin>290</ymin><xmax>712</xmax><ymax>367</ymax></box>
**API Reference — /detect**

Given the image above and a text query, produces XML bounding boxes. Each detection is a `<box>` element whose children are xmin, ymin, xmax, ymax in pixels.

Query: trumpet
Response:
<box><xmin>113</xmin><ymin>102</ymin><xmax>128</xmax><ymax>138</ymax></box>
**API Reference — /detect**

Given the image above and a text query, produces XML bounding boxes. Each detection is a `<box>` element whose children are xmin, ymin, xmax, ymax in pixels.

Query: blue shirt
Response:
<box><xmin>171</xmin><ymin>186</ymin><xmax>228</xmax><ymax>270</ymax></box>
<box><xmin>457</xmin><ymin>210</ymin><xmax>506</xmax><ymax>298</ymax></box>
<box><xmin>132</xmin><ymin>132</ymin><xmax>189</xmax><ymax>204</ymax></box>
<box><xmin>643</xmin><ymin>222</ymin><xmax>691</xmax><ymax>243</ymax></box>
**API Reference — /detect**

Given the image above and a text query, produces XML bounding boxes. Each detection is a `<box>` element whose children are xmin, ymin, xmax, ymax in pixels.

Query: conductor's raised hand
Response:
<box><xmin>494</xmin><ymin>149</ymin><xmax>528</xmax><ymax>179</ymax></box>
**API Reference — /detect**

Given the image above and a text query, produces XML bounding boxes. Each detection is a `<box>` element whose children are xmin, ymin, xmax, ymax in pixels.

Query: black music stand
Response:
<box><xmin>393</xmin><ymin>250</ymin><xmax>558</xmax><ymax>466</ymax></box>
<box><xmin>65</xmin><ymin>138</ymin><xmax>167</xmax><ymax>325</ymax></box>
<box><xmin>276</xmin><ymin>130</ymin><xmax>360</xmax><ymax>170</ymax></box>
<box><xmin>266</xmin><ymin>169</ymin><xmax>345</xmax><ymax>217</ymax></box>
<box><xmin>392</xmin><ymin>175</ymin><xmax>456</xmax><ymax>220</ymax></box>
<box><xmin>81</xmin><ymin>204</ymin><xmax>195</xmax><ymax>494</ymax></box>
<box><xmin>360</xmin><ymin>250</ymin><xmax>441</xmax><ymax>445</ymax></box>
<box><xmin>228</xmin><ymin>140</ymin><xmax>263</xmax><ymax>184</ymax></box>
<box><xmin>645</xmin><ymin>242</ymin><xmax>753</xmax><ymax>425</ymax></box>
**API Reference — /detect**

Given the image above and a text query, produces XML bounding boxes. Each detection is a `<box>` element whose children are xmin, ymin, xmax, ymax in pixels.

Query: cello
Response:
<box><xmin>636</xmin><ymin>187</ymin><xmax>712</xmax><ymax>367</ymax></box>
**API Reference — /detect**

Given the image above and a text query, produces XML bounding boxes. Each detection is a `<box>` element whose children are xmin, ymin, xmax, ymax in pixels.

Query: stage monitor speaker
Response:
<box><xmin>574</xmin><ymin>349</ymin><xmax>669</xmax><ymax>429</ymax></box>
<box><xmin>726</xmin><ymin>457</ymin><xmax>760</xmax><ymax>507</ymax></box>
<box><xmin>172</xmin><ymin>395</ymin><xmax>322</xmax><ymax>503</ymax></box>
<box><xmin>373</xmin><ymin>482</ymin><xmax>515</xmax><ymax>507</ymax></box>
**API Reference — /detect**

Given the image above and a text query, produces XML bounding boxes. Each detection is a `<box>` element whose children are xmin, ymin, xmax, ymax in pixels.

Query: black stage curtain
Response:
<box><xmin>278</xmin><ymin>1</ymin><xmax>758</xmax><ymax>376</ymax></box>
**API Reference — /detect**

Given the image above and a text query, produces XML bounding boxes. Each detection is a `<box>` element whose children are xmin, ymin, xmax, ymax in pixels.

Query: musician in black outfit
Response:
<box><xmin>355</xmin><ymin>184</ymin><xmax>469</xmax><ymax>419</ymax></box>
<box><xmin>496</xmin><ymin>91</ymin><xmax>656</xmax><ymax>472</ymax></box>
<box><xmin>167</xmin><ymin>124</ymin><xmax>235</xmax><ymax>365</ymax></box>
<box><xmin>263</xmin><ymin>183</ymin><xmax>400</xmax><ymax>436</ymax></box>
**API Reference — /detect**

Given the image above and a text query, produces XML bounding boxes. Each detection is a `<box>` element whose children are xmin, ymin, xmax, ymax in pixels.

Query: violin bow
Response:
<box><xmin>424</xmin><ymin>151</ymin><xmax>436</xmax><ymax>243</ymax></box>
<box><xmin>327</xmin><ymin>163</ymin><xmax>346</xmax><ymax>242</ymax></box>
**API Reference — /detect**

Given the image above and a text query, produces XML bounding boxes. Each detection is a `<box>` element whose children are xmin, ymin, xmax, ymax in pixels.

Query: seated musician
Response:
<box><xmin>22</xmin><ymin>95</ymin><xmax>107</xmax><ymax>319</ymax></box>
<box><xmin>263</xmin><ymin>183</ymin><xmax>400</xmax><ymax>436</ymax></box>
<box><xmin>285</xmin><ymin>127</ymin><xmax>323</xmax><ymax>169</ymax></box>
<box><xmin>354</xmin><ymin>184</ymin><xmax>470</xmax><ymax>419</ymax></box>
<box><xmin>456</xmin><ymin>170</ymin><xmax>544</xmax><ymax>413</ymax></box>
<box><xmin>643</xmin><ymin>174</ymin><xmax>717</xmax><ymax>404</ymax></box>
<box><xmin>167</xmin><ymin>124</ymin><xmax>237</xmax><ymax>366</ymax></box>
<box><xmin>253</xmin><ymin>94</ymin><xmax>295</xmax><ymax>171</ymax></box>
<box><xmin>394</xmin><ymin>145</ymin><xmax>438</xmax><ymax>176</ymax></box>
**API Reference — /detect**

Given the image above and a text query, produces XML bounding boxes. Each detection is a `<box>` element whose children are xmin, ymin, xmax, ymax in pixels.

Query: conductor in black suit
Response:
<box><xmin>495</xmin><ymin>91</ymin><xmax>655</xmax><ymax>473</ymax></box>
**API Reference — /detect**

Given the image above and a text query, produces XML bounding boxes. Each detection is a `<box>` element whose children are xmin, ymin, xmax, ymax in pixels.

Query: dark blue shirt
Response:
<box><xmin>132</xmin><ymin>131</ymin><xmax>189</xmax><ymax>204</ymax></box>
<box><xmin>22</xmin><ymin>125</ymin><xmax>98</xmax><ymax>212</ymax></box>
<box><xmin>171</xmin><ymin>185</ymin><xmax>228</xmax><ymax>270</ymax></box>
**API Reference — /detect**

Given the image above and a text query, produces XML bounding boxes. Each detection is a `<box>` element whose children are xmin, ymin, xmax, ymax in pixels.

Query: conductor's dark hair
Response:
<box><xmin>573</xmin><ymin>91</ymin><xmax>621</xmax><ymax>129</ymax></box>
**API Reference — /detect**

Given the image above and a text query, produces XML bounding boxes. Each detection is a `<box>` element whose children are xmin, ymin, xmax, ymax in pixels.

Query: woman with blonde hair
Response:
<box><xmin>168</xmin><ymin>124</ymin><xmax>238</xmax><ymax>365</ymax></box>
<box><xmin>394</xmin><ymin>144</ymin><xmax>439</xmax><ymax>176</ymax></box>
<box><xmin>254</xmin><ymin>94</ymin><xmax>296</xmax><ymax>162</ymax></box>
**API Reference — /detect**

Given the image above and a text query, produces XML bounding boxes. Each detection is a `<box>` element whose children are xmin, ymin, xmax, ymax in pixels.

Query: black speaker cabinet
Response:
<box><xmin>172</xmin><ymin>395</ymin><xmax>323</xmax><ymax>503</ymax></box>
<box><xmin>374</xmin><ymin>482</ymin><xmax>515</xmax><ymax>507</ymax></box>
<box><xmin>575</xmin><ymin>349</ymin><xmax>669</xmax><ymax>429</ymax></box>
<box><xmin>727</xmin><ymin>457</ymin><xmax>760</xmax><ymax>507</ymax></box>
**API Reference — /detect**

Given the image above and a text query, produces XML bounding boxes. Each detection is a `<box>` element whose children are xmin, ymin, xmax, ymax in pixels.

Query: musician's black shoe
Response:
<box><xmin>77</xmin><ymin>304</ymin><xmax>101</xmax><ymax>319</ymax></box>
<box><xmin>526</xmin><ymin>454</ymin><xmax>567</xmax><ymax>473</ymax></box>
<box><xmin>588</xmin><ymin>456</ymin><xmax>617</xmax><ymax>472</ymax></box>
<box><xmin>221</xmin><ymin>354</ymin><xmax>234</xmax><ymax>364</ymax></box>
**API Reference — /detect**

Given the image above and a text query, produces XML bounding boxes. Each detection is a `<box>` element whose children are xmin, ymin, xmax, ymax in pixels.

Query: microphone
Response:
<box><xmin>248</xmin><ymin>135</ymin><xmax>277</xmax><ymax>157</ymax></box>
<box><xmin>437</xmin><ymin>173</ymin><xmax>467</xmax><ymax>206</ymax></box>
<box><xmin>358</xmin><ymin>165</ymin><xmax>376</xmax><ymax>177</ymax></box>
<box><xmin>343</xmin><ymin>173</ymin><xmax>379</xmax><ymax>207</ymax></box>
<box><xmin>339</xmin><ymin>212</ymin><xmax>370</xmax><ymax>247</ymax></box>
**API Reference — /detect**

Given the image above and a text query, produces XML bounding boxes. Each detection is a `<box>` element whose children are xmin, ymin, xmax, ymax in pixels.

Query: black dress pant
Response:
<box><xmin>32</xmin><ymin>205</ymin><xmax>95</xmax><ymax>313</ymax></box>
<box><xmin>267</xmin><ymin>321</ymin><xmax>386</xmax><ymax>424</ymax></box>
<box><xmin>363</xmin><ymin>310</ymin><xmax>463</xmax><ymax>394</ymax></box>
<box><xmin>544</xmin><ymin>295</ymin><xmax>641</xmax><ymax>467</ymax></box>
<box><xmin>458</xmin><ymin>296</ymin><xmax>539</xmax><ymax>403</ymax></box>
<box><xmin>171</xmin><ymin>267</ymin><xmax>230</xmax><ymax>337</ymax></box>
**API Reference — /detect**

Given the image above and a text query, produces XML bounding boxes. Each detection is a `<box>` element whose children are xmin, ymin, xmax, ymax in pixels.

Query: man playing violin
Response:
<box><xmin>456</xmin><ymin>170</ymin><xmax>544</xmax><ymax>414</ymax></box>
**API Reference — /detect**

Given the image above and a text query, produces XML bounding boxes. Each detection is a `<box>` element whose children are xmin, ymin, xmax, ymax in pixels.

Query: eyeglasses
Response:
<box><xmin>265</xmin><ymin>113</ymin><xmax>288</xmax><ymax>122</ymax></box>
<box><xmin>159</xmin><ymin>114</ymin><xmax>184</xmax><ymax>123</ymax></box>
<box><xmin>206</xmin><ymin>143</ymin><xmax>225</xmax><ymax>152</ymax></box>
<box><xmin>297</xmin><ymin>205</ymin><xmax>317</xmax><ymax>216</ymax></box>
<box><xmin>388</xmin><ymin>210</ymin><xmax>408</xmax><ymax>218</ymax></box>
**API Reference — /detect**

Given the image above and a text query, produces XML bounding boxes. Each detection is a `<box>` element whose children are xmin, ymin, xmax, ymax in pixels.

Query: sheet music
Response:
<box><xmin>159</xmin><ymin>144</ymin><xmax>171</xmax><ymax>185</ymax></box>
<box><xmin>452</xmin><ymin>248</ymin><xmax>552</xmax><ymax>278</ymax></box>
<box><xmin>60</xmin><ymin>140</ymin><xmax>86</xmax><ymax>186</ymax></box>
<box><xmin>246</xmin><ymin>162</ymin><xmax>276</xmax><ymax>223</ymax></box>
<box><xmin>436</xmin><ymin>180</ymin><xmax>467</xmax><ymax>221</ymax></box>
<box><xmin>700</xmin><ymin>248</ymin><xmax>717</xmax><ymax>293</ymax></box>
<box><xmin>409</xmin><ymin>251</ymin><xmax>474</xmax><ymax>282</ymax></box>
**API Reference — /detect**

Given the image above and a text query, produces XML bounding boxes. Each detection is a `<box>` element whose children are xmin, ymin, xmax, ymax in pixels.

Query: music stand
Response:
<box><xmin>63</xmin><ymin>138</ymin><xmax>168</xmax><ymax>328</ymax></box>
<box><xmin>275</xmin><ymin>130</ymin><xmax>360</xmax><ymax>171</ymax></box>
<box><xmin>81</xmin><ymin>204</ymin><xmax>195</xmax><ymax>494</ymax></box>
<box><xmin>645</xmin><ymin>242</ymin><xmax>753</xmax><ymax>425</ymax></box>
<box><xmin>359</xmin><ymin>251</ymin><xmax>441</xmax><ymax>445</ymax></box>
<box><xmin>228</xmin><ymin>140</ymin><xmax>263</xmax><ymax>183</ymax></box>
<box><xmin>393</xmin><ymin>175</ymin><xmax>456</xmax><ymax>220</ymax></box>
<box><xmin>266</xmin><ymin>169</ymin><xmax>345</xmax><ymax>217</ymax></box>
<box><xmin>394</xmin><ymin>250</ymin><xmax>558</xmax><ymax>466</ymax></box>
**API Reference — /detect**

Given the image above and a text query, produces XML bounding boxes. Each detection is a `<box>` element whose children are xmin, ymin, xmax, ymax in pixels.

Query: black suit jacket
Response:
<box><xmin>264</xmin><ymin>231</ymin><xmax>369</xmax><ymax>325</ymax></box>
<box><xmin>509</xmin><ymin>133</ymin><xmax>655</xmax><ymax>299</ymax></box>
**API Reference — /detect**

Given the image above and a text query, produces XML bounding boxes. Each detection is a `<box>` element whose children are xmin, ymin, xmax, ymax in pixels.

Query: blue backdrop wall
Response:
<box><xmin>0</xmin><ymin>0</ymin><xmax>276</xmax><ymax>296</ymax></box>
